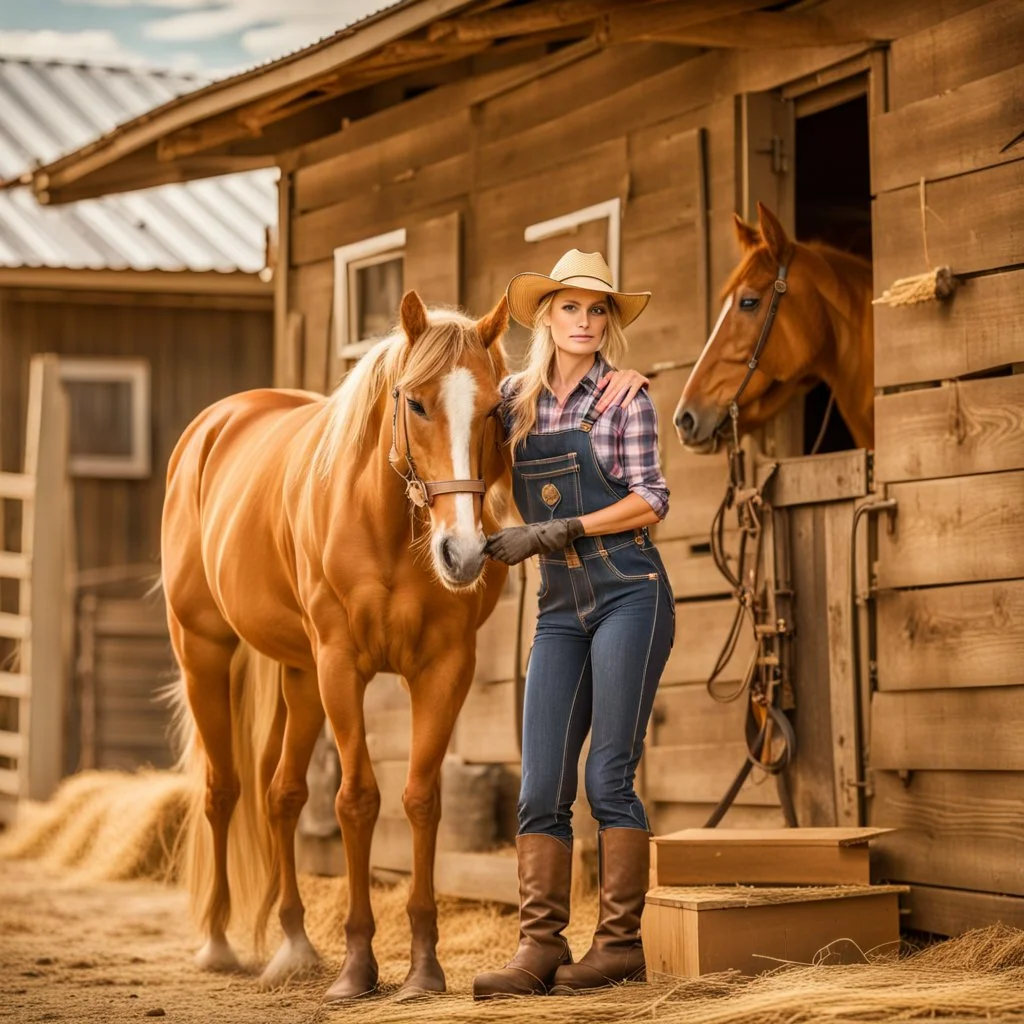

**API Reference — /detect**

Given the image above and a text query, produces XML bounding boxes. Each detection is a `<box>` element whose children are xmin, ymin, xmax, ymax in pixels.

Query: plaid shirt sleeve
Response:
<box><xmin>615</xmin><ymin>391</ymin><xmax>670</xmax><ymax>520</ymax></box>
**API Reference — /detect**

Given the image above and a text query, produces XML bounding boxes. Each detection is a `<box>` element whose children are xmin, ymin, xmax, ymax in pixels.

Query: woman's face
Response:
<box><xmin>543</xmin><ymin>288</ymin><xmax>609</xmax><ymax>357</ymax></box>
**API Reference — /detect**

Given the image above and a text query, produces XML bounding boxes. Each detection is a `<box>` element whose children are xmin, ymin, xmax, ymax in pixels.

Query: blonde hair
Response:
<box><xmin>313</xmin><ymin>308</ymin><xmax>507</xmax><ymax>478</ymax></box>
<box><xmin>504</xmin><ymin>291</ymin><xmax>629</xmax><ymax>453</ymax></box>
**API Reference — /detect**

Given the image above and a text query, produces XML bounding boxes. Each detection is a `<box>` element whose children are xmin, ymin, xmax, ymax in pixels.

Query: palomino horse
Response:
<box><xmin>163</xmin><ymin>292</ymin><xmax>511</xmax><ymax>1001</ymax></box>
<box><xmin>674</xmin><ymin>202</ymin><xmax>873</xmax><ymax>452</ymax></box>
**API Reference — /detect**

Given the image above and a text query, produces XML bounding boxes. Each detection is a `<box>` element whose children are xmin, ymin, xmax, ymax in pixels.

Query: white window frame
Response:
<box><xmin>333</xmin><ymin>228</ymin><xmax>406</xmax><ymax>359</ymax></box>
<box><xmin>58</xmin><ymin>358</ymin><xmax>151</xmax><ymax>479</ymax></box>
<box><xmin>523</xmin><ymin>198</ymin><xmax>622</xmax><ymax>287</ymax></box>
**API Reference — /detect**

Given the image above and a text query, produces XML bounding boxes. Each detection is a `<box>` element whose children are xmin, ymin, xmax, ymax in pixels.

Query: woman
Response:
<box><xmin>474</xmin><ymin>249</ymin><xmax>674</xmax><ymax>999</ymax></box>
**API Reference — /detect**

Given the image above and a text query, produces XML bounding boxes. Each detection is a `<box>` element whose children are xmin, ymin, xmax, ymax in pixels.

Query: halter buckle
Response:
<box><xmin>406</xmin><ymin>479</ymin><xmax>429</xmax><ymax>508</ymax></box>
<box><xmin>774</xmin><ymin>278</ymin><xmax>787</xmax><ymax>294</ymax></box>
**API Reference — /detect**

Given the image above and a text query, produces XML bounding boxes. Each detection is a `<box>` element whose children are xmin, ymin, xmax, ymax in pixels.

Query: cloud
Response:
<box><xmin>0</xmin><ymin>28</ymin><xmax>149</xmax><ymax>65</ymax></box>
<box><xmin>66</xmin><ymin>0</ymin><xmax>389</xmax><ymax>57</ymax></box>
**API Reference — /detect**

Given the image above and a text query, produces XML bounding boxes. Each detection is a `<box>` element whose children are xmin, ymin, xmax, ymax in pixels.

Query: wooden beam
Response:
<box><xmin>652</xmin><ymin>11</ymin><xmax>874</xmax><ymax>48</ymax></box>
<box><xmin>0</xmin><ymin>267</ymin><xmax>272</xmax><ymax>300</ymax></box>
<box><xmin>428</xmin><ymin>0</ymin><xmax>656</xmax><ymax>43</ymax></box>
<box><xmin>903</xmin><ymin>883</ymin><xmax>1024</xmax><ymax>935</ymax></box>
<box><xmin>602</xmin><ymin>0</ymin><xmax>774</xmax><ymax>44</ymax></box>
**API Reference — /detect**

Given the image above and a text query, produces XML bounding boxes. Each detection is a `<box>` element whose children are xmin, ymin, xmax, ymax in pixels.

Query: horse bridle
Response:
<box><xmin>717</xmin><ymin>262</ymin><xmax>789</xmax><ymax>450</ymax></box>
<box><xmin>387</xmin><ymin>385</ymin><xmax>487</xmax><ymax>508</ymax></box>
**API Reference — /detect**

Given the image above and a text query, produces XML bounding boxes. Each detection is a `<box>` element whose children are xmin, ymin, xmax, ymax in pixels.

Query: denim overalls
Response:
<box><xmin>513</xmin><ymin>396</ymin><xmax>675</xmax><ymax>840</ymax></box>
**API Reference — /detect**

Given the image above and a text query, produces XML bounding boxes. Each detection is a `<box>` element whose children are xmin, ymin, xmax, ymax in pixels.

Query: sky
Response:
<box><xmin>0</xmin><ymin>0</ymin><xmax>396</xmax><ymax>78</ymax></box>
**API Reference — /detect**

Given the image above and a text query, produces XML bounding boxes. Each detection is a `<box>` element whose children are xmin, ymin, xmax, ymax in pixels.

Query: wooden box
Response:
<box><xmin>644</xmin><ymin>884</ymin><xmax>907</xmax><ymax>978</ymax></box>
<box><xmin>651</xmin><ymin>827</ymin><xmax>893</xmax><ymax>886</ymax></box>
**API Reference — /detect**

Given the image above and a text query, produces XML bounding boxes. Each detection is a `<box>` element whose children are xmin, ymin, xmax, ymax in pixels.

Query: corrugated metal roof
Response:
<box><xmin>0</xmin><ymin>56</ymin><xmax>276</xmax><ymax>273</ymax></box>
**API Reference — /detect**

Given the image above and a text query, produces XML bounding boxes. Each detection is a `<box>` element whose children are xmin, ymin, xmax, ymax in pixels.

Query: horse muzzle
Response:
<box><xmin>435</xmin><ymin>531</ymin><xmax>487</xmax><ymax>589</ymax></box>
<box><xmin>674</xmin><ymin>403</ymin><xmax>722</xmax><ymax>453</ymax></box>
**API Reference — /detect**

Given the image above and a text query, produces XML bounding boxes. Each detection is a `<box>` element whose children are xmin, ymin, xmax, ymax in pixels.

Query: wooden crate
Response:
<box><xmin>650</xmin><ymin>827</ymin><xmax>893</xmax><ymax>887</ymax></box>
<box><xmin>644</xmin><ymin>883</ymin><xmax>906</xmax><ymax>978</ymax></box>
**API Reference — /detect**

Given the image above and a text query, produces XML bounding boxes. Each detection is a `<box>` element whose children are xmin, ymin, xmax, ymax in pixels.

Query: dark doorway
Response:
<box><xmin>795</xmin><ymin>95</ymin><xmax>871</xmax><ymax>455</ymax></box>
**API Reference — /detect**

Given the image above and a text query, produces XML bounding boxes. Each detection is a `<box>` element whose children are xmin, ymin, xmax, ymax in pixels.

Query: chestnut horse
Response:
<box><xmin>674</xmin><ymin>202</ymin><xmax>873</xmax><ymax>452</ymax></box>
<box><xmin>163</xmin><ymin>292</ymin><xmax>511</xmax><ymax>1001</ymax></box>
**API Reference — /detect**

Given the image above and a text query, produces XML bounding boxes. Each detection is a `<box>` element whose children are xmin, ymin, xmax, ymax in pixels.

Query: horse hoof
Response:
<box><xmin>395</xmin><ymin>960</ymin><xmax>446</xmax><ymax>1001</ymax></box>
<box><xmin>323</xmin><ymin>956</ymin><xmax>379</xmax><ymax>1003</ymax></box>
<box><xmin>195</xmin><ymin>938</ymin><xmax>242</xmax><ymax>973</ymax></box>
<box><xmin>258</xmin><ymin>935</ymin><xmax>320</xmax><ymax>990</ymax></box>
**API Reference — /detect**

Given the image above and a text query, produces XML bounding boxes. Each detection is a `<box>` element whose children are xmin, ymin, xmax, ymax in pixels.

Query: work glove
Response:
<box><xmin>484</xmin><ymin>518</ymin><xmax>585</xmax><ymax>566</ymax></box>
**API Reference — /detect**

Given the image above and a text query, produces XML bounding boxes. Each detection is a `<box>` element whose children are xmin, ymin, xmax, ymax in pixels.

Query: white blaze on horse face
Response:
<box><xmin>689</xmin><ymin>294</ymin><xmax>733</xmax><ymax>381</ymax></box>
<box><xmin>440</xmin><ymin>367</ymin><xmax>479</xmax><ymax>541</ymax></box>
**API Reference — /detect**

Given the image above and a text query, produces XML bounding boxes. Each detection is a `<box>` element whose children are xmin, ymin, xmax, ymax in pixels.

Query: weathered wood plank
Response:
<box><xmin>435</xmin><ymin>850</ymin><xmax>518</xmax><ymax>905</ymax></box>
<box><xmin>0</xmin><ymin>552</ymin><xmax>30</xmax><ymax>580</ymax></box>
<box><xmin>760</xmin><ymin>450</ymin><xmax>870</xmax><ymax>507</ymax></box>
<box><xmin>903</xmin><ymin>883</ymin><xmax>1024</xmax><ymax>935</ymax></box>
<box><xmin>873</xmin><ymin>64</ymin><xmax>1024</xmax><ymax>194</ymax></box>
<box><xmin>0</xmin><ymin>472</ymin><xmax>33</xmax><ymax>500</ymax></box>
<box><xmin>874</xmin><ymin>269</ymin><xmax>1024</xmax><ymax>388</ymax></box>
<box><xmin>474</xmin><ymin>596</ymin><xmax>519</xmax><ymax>685</ymax></box>
<box><xmin>644</xmin><ymin>743</ymin><xmax>781</xmax><ymax>807</ymax></box>
<box><xmin>663</xmin><ymin>598</ymin><xmax>755</xmax><ymax>686</ymax></box>
<box><xmin>876</xmin><ymin>375</ymin><xmax>1024</xmax><ymax>483</ymax></box>
<box><xmin>405</xmin><ymin>210</ymin><xmax>461</xmax><ymax>308</ymax></box>
<box><xmin>888</xmin><ymin>0</ymin><xmax>1024</xmax><ymax>110</ymax></box>
<box><xmin>649</xmin><ymin>801</ymin><xmax>786</xmax><ymax>834</ymax></box>
<box><xmin>870</xmin><ymin>687</ymin><xmax>1024</xmax><ymax>771</ymax></box>
<box><xmin>650</xmin><ymin>681</ymin><xmax>746</xmax><ymax>748</ymax></box>
<box><xmin>869</xmin><ymin>770</ymin><xmax>1024</xmax><ymax>895</ymax></box>
<box><xmin>872</xmin><ymin>160</ymin><xmax>1024</xmax><ymax>290</ymax></box>
<box><xmin>824</xmin><ymin>502</ymin><xmax>860</xmax><ymax>828</ymax></box>
<box><xmin>876</xmin><ymin>579</ymin><xmax>1024</xmax><ymax>691</ymax></box>
<box><xmin>294</xmin><ymin>110</ymin><xmax>471</xmax><ymax>213</ymax></box>
<box><xmin>876</xmin><ymin>471</ymin><xmax>1024</xmax><ymax>588</ymax></box>
<box><xmin>454</xmin><ymin>679</ymin><xmax>519</xmax><ymax>764</ymax></box>
<box><xmin>655</xmin><ymin>535</ymin><xmax>734</xmax><ymax>600</ymax></box>
<box><xmin>291</xmin><ymin>152</ymin><xmax>470</xmax><ymax>265</ymax></box>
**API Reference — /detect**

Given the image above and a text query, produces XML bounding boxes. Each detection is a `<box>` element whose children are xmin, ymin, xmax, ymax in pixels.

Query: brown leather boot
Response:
<box><xmin>550</xmin><ymin>827</ymin><xmax>649</xmax><ymax>993</ymax></box>
<box><xmin>472</xmin><ymin>833</ymin><xmax>573</xmax><ymax>999</ymax></box>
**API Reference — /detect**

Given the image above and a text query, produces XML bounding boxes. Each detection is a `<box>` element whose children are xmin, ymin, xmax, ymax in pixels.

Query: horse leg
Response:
<box><xmin>318</xmin><ymin>650</ymin><xmax>380</xmax><ymax>1002</ymax></box>
<box><xmin>396</xmin><ymin>652</ymin><xmax>474</xmax><ymax>1001</ymax></box>
<box><xmin>171</xmin><ymin>618</ymin><xmax>241</xmax><ymax>971</ymax></box>
<box><xmin>259</xmin><ymin>666</ymin><xmax>325</xmax><ymax>989</ymax></box>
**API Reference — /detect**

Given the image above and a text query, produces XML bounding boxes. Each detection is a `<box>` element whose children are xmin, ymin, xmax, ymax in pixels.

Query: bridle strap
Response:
<box><xmin>720</xmin><ymin>263</ymin><xmax>789</xmax><ymax>435</ymax></box>
<box><xmin>388</xmin><ymin>386</ymin><xmax>487</xmax><ymax>508</ymax></box>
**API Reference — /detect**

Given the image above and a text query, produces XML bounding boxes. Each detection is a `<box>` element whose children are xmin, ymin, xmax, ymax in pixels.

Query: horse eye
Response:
<box><xmin>739</xmin><ymin>296</ymin><xmax>761</xmax><ymax>312</ymax></box>
<box><xmin>406</xmin><ymin>397</ymin><xmax>427</xmax><ymax>418</ymax></box>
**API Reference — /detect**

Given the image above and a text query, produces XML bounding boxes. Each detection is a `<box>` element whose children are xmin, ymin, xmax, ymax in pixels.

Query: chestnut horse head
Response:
<box><xmin>674</xmin><ymin>202</ymin><xmax>874</xmax><ymax>453</ymax></box>
<box><xmin>315</xmin><ymin>290</ymin><xmax>510</xmax><ymax>589</ymax></box>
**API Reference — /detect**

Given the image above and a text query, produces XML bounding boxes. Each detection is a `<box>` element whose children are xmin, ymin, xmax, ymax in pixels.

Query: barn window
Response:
<box><xmin>524</xmin><ymin>197</ymin><xmax>622</xmax><ymax>286</ymax></box>
<box><xmin>58</xmin><ymin>358</ymin><xmax>151</xmax><ymax>479</ymax></box>
<box><xmin>333</xmin><ymin>228</ymin><xmax>406</xmax><ymax>360</ymax></box>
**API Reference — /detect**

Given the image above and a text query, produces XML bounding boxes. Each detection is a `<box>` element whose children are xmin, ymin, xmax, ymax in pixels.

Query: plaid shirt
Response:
<box><xmin>502</xmin><ymin>356</ymin><xmax>669</xmax><ymax>519</ymax></box>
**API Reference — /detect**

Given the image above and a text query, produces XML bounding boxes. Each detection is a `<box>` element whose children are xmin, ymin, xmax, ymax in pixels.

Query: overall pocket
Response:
<box><xmin>513</xmin><ymin>452</ymin><xmax>583</xmax><ymax>523</ymax></box>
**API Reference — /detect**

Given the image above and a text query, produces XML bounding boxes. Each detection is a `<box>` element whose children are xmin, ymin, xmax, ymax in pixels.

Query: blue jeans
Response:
<box><xmin>518</xmin><ymin>541</ymin><xmax>675</xmax><ymax>840</ymax></box>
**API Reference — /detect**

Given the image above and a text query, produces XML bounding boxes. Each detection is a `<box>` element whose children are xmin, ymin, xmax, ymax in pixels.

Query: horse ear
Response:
<box><xmin>757</xmin><ymin>202</ymin><xmax>793</xmax><ymax>264</ymax></box>
<box><xmin>400</xmin><ymin>290</ymin><xmax>429</xmax><ymax>344</ymax></box>
<box><xmin>733</xmin><ymin>213</ymin><xmax>760</xmax><ymax>252</ymax></box>
<box><xmin>476</xmin><ymin>294</ymin><xmax>509</xmax><ymax>350</ymax></box>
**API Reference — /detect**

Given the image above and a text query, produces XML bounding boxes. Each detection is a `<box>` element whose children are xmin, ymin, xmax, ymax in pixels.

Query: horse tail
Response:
<box><xmin>169</xmin><ymin>642</ymin><xmax>284</xmax><ymax>954</ymax></box>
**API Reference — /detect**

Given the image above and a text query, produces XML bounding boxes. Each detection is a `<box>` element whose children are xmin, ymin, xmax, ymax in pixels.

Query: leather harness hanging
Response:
<box><xmin>704</xmin><ymin>262</ymin><xmax>799</xmax><ymax>829</ymax></box>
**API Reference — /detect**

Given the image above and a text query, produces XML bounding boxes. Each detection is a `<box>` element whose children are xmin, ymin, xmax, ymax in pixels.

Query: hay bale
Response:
<box><xmin>0</xmin><ymin>769</ymin><xmax>190</xmax><ymax>882</ymax></box>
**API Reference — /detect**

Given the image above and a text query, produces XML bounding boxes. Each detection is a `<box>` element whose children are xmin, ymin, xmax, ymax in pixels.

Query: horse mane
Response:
<box><xmin>313</xmin><ymin>307</ymin><xmax>506</xmax><ymax>479</ymax></box>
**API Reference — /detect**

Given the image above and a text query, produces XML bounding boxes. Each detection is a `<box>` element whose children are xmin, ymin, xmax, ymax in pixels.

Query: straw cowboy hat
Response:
<box><xmin>506</xmin><ymin>249</ymin><xmax>651</xmax><ymax>328</ymax></box>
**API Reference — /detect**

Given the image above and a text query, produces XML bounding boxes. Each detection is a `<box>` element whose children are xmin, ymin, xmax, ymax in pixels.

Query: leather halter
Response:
<box><xmin>387</xmin><ymin>386</ymin><xmax>487</xmax><ymax>508</ymax></box>
<box><xmin>718</xmin><ymin>262</ymin><xmax>789</xmax><ymax>447</ymax></box>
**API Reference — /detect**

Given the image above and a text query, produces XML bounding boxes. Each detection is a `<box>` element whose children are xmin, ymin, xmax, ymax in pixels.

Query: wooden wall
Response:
<box><xmin>0</xmin><ymin>292</ymin><xmax>274</xmax><ymax>577</ymax></box>
<box><xmin>866</xmin><ymin>0</ymin><xmax>1024</xmax><ymax>934</ymax></box>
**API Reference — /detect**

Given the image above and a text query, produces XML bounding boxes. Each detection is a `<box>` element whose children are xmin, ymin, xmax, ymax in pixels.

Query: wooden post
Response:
<box><xmin>20</xmin><ymin>355</ymin><xmax>70</xmax><ymax>800</ymax></box>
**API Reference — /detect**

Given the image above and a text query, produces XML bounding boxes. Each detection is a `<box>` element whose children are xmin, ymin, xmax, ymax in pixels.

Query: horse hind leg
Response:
<box><xmin>258</xmin><ymin>666</ymin><xmax>325</xmax><ymax>989</ymax></box>
<box><xmin>170</xmin><ymin>616</ymin><xmax>243</xmax><ymax>972</ymax></box>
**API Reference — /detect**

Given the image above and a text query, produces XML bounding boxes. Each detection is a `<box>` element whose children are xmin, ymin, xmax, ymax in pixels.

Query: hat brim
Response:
<box><xmin>506</xmin><ymin>272</ymin><xmax>651</xmax><ymax>329</ymax></box>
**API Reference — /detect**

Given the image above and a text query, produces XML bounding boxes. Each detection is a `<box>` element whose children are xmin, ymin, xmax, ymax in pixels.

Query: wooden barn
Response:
<box><xmin>12</xmin><ymin>0</ymin><xmax>1023</xmax><ymax>933</ymax></box>
<box><xmin>0</xmin><ymin>57</ymin><xmax>276</xmax><ymax>811</ymax></box>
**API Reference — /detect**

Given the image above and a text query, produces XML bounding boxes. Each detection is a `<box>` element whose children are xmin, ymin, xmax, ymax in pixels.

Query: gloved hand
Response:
<box><xmin>484</xmin><ymin>518</ymin><xmax>585</xmax><ymax>566</ymax></box>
